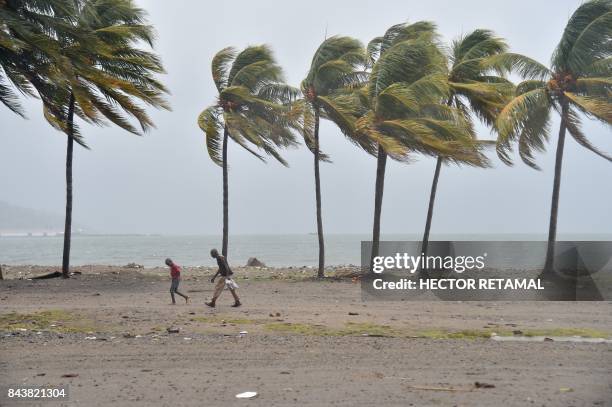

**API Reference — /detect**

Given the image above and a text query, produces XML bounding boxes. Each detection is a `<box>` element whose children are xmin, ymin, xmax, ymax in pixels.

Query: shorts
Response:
<box><xmin>170</xmin><ymin>278</ymin><xmax>180</xmax><ymax>292</ymax></box>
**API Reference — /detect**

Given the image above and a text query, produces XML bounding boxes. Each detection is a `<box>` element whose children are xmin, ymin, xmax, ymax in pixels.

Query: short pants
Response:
<box><xmin>170</xmin><ymin>278</ymin><xmax>180</xmax><ymax>292</ymax></box>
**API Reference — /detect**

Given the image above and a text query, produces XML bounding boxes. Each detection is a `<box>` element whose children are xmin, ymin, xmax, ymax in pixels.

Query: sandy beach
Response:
<box><xmin>1</xmin><ymin>265</ymin><xmax>611</xmax><ymax>406</ymax></box>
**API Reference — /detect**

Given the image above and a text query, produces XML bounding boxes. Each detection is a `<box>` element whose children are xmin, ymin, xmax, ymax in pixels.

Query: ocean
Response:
<box><xmin>1</xmin><ymin>233</ymin><xmax>611</xmax><ymax>267</ymax></box>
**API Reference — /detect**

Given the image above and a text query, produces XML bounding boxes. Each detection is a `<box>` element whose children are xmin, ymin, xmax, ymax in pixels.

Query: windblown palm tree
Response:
<box><xmin>198</xmin><ymin>45</ymin><xmax>298</xmax><ymax>258</ymax></box>
<box><xmin>496</xmin><ymin>0</ymin><xmax>612</xmax><ymax>273</ymax></box>
<box><xmin>42</xmin><ymin>0</ymin><xmax>170</xmax><ymax>277</ymax></box>
<box><xmin>0</xmin><ymin>0</ymin><xmax>72</xmax><ymax>116</ymax></box>
<box><xmin>421</xmin><ymin>29</ymin><xmax>516</xmax><ymax>259</ymax></box>
<box><xmin>362</xmin><ymin>22</ymin><xmax>478</xmax><ymax>261</ymax></box>
<box><xmin>296</xmin><ymin>36</ymin><xmax>368</xmax><ymax>278</ymax></box>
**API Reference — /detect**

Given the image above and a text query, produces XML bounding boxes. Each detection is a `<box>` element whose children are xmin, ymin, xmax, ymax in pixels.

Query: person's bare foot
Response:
<box><xmin>231</xmin><ymin>301</ymin><xmax>241</xmax><ymax>307</ymax></box>
<box><xmin>185</xmin><ymin>296</ymin><xmax>190</xmax><ymax>304</ymax></box>
<box><xmin>170</xmin><ymin>302</ymin><xmax>176</xmax><ymax>305</ymax></box>
<box><xmin>205</xmin><ymin>301</ymin><xmax>215</xmax><ymax>308</ymax></box>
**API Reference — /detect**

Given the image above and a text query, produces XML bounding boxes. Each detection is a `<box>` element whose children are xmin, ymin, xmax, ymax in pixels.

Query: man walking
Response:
<box><xmin>206</xmin><ymin>249</ymin><xmax>241</xmax><ymax>307</ymax></box>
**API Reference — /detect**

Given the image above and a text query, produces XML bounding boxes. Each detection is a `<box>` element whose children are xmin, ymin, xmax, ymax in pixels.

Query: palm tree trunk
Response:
<box><xmin>61</xmin><ymin>92</ymin><xmax>76</xmax><ymax>279</ymax></box>
<box><xmin>371</xmin><ymin>145</ymin><xmax>387</xmax><ymax>264</ymax></box>
<box><xmin>421</xmin><ymin>156</ymin><xmax>443</xmax><ymax>261</ymax></box>
<box><xmin>222</xmin><ymin>125</ymin><xmax>229</xmax><ymax>258</ymax></box>
<box><xmin>313</xmin><ymin>105</ymin><xmax>325</xmax><ymax>278</ymax></box>
<box><xmin>543</xmin><ymin>101</ymin><xmax>569</xmax><ymax>273</ymax></box>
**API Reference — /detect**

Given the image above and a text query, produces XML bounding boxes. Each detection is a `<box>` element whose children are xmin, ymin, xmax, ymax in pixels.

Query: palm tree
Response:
<box><xmin>363</xmin><ymin>22</ymin><xmax>476</xmax><ymax>261</ymax></box>
<box><xmin>198</xmin><ymin>45</ymin><xmax>298</xmax><ymax>258</ymax></box>
<box><xmin>296</xmin><ymin>36</ymin><xmax>369</xmax><ymax>278</ymax></box>
<box><xmin>41</xmin><ymin>0</ymin><xmax>170</xmax><ymax>277</ymax></box>
<box><xmin>496</xmin><ymin>0</ymin><xmax>612</xmax><ymax>273</ymax></box>
<box><xmin>421</xmin><ymin>29</ymin><xmax>516</xmax><ymax>259</ymax></box>
<box><xmin>0</xmin><ymin>0</ymin><xmax>72</xmax><ymax>117</ymax></box>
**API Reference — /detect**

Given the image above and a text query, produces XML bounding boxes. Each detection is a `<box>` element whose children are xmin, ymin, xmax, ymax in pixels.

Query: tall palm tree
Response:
<box><xmin>363</xmin><ymin>22</ymin><xmax>476</xmax><ymax>261</ymax></box>
<box><xmin>496</xmin><ymin>0</ymin><xmax>612</xmax><ymax>273</ymax></box>
<box><xmin>421</xmin><ymin>29</ymin><xmax>516</xmax><ymax>259</ymax></box>
<box><xmin>41</xmin><ymin>0</ymin><xmax>170</xmax><ymax>277</ymax></box>
<box><xmin>297</xmin><ymin>36</ymin><xmax>369</xmax><ymax>278</ymax></box>
<box><xmin>198</xmin><ymin>45</ymin><xmax>298</xmax><ymax>258</ymax></box>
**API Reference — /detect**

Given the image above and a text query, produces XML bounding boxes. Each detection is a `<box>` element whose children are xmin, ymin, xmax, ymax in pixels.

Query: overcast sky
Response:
<box><xmin>1</xmin><ymin>0</ymin><xmax>610</xmax><ymax>236</ymax></box>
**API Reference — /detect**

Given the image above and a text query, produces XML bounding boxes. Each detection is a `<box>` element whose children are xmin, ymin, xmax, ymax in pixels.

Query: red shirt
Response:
<box><xmin>170</xmin><ymin>264</ymin><xmax>181</xmax><ymax>279</ymax></box>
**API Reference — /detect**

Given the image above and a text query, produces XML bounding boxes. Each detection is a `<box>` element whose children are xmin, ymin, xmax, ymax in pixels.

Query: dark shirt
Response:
<box><xmin>216</xmin><ymin>255</ymin><xmax>233</xmax><ymax>277</ymax></box>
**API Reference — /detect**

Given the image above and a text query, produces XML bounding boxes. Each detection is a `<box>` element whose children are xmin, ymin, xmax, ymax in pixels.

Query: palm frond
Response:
<box><xmin>563</xmin><ymin>106</ymin><xmax>612</xmax><ymax>161</ymax></box>
<box><xmin>552</xmin><ymin>0</ymin><xmax>612</xmax><ymax>73</ymax></box>
<box><xmin>564</xmin><ymin>91</ymin><xmax>612</xmax><ymax>124</ymax></box>
<box><xmin>197</xmin><ymin>106</ymin><xmax>223</xmax><ymax>166</ymax></box>
<box><xmin>496</xmin><ymin>88</ymin><xmax>552</xmax><ymax>167</ymax></box>
<box><xmin>211</xmin><ymin>46</ymin><xmax>236</xmax><ymax>92</ymax></box>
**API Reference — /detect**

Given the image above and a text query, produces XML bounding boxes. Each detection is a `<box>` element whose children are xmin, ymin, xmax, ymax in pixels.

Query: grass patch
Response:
<box><xmin>413</xmin><ymin>329</ymin><xmax>501</xmax><ymax>340</ymax></box>
<box><xmin>264</xmin><ymin>321</ymin><xmax>400</xmax><ymax>337</ymax></box>
<box><xmin>520</xmin><ymin>328</ymin><xmax>610</xmax><ymax>338</ymax></box>
<box><xmin>190</xmin><ymin>315</ymin><xmax>257</xmax><ymax>325</ymax></box>
<box><xmin>0</xmin><ymin>310</ymin><xmax>97</xmax><ymax>333</ymax></box>
<box><xmin>264</xmin><ymin>322</ymin><xmax>333</xmax><ymax>335</ymax></box>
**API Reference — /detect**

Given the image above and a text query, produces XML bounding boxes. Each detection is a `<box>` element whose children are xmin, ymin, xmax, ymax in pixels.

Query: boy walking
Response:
<box><xmin>165</xmin><ymin>258</ymin><xmax>189</xmax><ymax>305</ymax></box>
<box><xmin>206</xmin><ymin>249</ymin><xmax>241</xmax><ymax>307</ymax></box>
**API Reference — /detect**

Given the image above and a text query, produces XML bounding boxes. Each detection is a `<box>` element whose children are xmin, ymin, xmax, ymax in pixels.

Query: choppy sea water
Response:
<box><xmin>1</xmin><ymin>233</ymin><xmax>610</xmax><ymax>268</ymax></box>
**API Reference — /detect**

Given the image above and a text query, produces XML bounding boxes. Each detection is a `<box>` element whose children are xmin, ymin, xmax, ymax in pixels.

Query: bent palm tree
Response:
<box><xmin>297</xmin><ymin>36</ymin><xmax>368</xmax><ymax>278</ymax></box>
<box><xmin>361</xmin><ymin>22</ymin><xmax>480</xmax><ymax>262</ymax></box>
<box><xmin>198</xmin><ymin>45</ymin><xmax>298</xmax><ymax>258</ymax></box>
<box><xmin>42</xmin><ymin>0</ymin><xmax>169</xmax><ymax>277</ymax></box>
<box><xmin>364</xmin><ymin>21</ymin><xmax>465</xmax><ymax>260</ymax></box>
<box><xmin>496</xmin><ymin>0</ymin><xmax>612</xmax><ymax>273</ymax></box>
<box><xmin>421</xmin><ymin>29</ymin><xmax>516</xmax><ymax>259</ymax></box>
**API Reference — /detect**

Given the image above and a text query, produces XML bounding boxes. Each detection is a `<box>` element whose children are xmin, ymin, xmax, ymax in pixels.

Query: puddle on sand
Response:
<box><xmin>491</xmin><ymin>335</ymin><xmax>612</xmax><ymax>343</ymax></box>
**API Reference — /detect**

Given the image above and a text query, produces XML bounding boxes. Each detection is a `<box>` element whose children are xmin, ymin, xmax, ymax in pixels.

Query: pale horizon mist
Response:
<box><xmin>1</xmin><ymin>0</ymin><xmax>611</xmax><ymax>236</ymax></box>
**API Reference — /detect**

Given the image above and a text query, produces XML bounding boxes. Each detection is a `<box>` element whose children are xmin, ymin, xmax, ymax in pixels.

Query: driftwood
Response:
<box><xmin>0</xmin><ymin>264</ymin><xmax>3</xmax><ymax>280</ymax></box>
<box><xmin>31</xmin><ymin>271</ymin><xmax>63</xmax><ymax>279</ymax></box>
<box><xmin>31</xmin><ymin>271</ymin><xmax>82</xmax><ymax>279</ymax></box>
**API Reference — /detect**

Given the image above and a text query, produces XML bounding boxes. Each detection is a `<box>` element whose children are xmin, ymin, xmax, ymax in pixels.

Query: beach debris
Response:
<box><xmin>36</xmin><ymin>373</ymin><xmax>46</xmax><ymax>377</ymax></box>
<box><xmin>406</xmin><ymin>385</ymin><xmax>470</xmax><ymax>392</ymax></box>
<box><xmin>280</xmin><ymin>371</ymin><xmax>290</xmax><ymax>375</ymax></box>
<box><xmin>122</xmin><ymin>332</ymin><xmax>135</xmax><ymax>338</ymax></box>
<box><xmin>269</xmin><ymin>313</ymin><xmax>275</xmax><ymax>317</ymax></box>
<box><xmin>124</xmin><ymin>263</ymin><xmax>144</xmax><ymax>269</ymax></box>
<box><xmin>348</xmin><ymin>312</ymin><xmax>359</xmax><ymax>316</ymax></box>
<box><xmin>235</xmin><ymin>391</ymin><xmax>258</xmax><ymax>399</ymax></box>
<box><xmin>474</xmin><ymin>382</ymin><xmax>495</xmax><ymax>389</ymax></box>
<box><xmin>275</xmin><ymin>312</ymin><xmax>281</xmax><ymax>317</ymax></box>
<box><xmin>559</xmin><ymin>387</ymin><xmax>573</xmax><ymax>393</ymax></box>
<box><xmin>84</xmin><ymin>336</ymin><xmax>97</xmax><ymax>340</ymax></box>
<box><xmin>246</xmin><ymin>257</ymin><xmax>266</xmax><ymax>267</ymax></box>
<box><xmin>544</xmin><ymin>337</ymin><xmax>554</xmax><ymax>342</ymax></box>
<box><xmin>61</xmin><ymin>373</ymin><xmax>79</xmax><ymax>378</ymax></box>
<box><xmin>238</xmin><ymin>331</ymin><xmax>248</xmax><ymax>338</ymax></box>
<box><xmin>167</xmin><ymin>327</ymin><xmax>180</xmax><ymax>334</ymax></box>
<box><xmin>512</xmin><ymin>330</ymin><xmax>523</xmax><ymax>335</ymax></box>
<box><xmin>183</xmin><ymin>337</ymin><xmax>192</xmax><ymax>340</ymax></box>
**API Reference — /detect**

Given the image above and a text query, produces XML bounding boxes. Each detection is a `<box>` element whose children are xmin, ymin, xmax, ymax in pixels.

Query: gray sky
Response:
<box><xmin>1</xmin><ymin>0</ymin><xmax>611</xmax><ymax>235</ymax></box>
